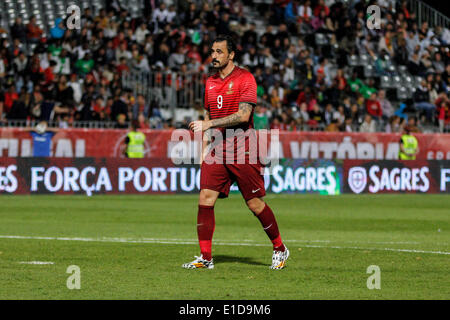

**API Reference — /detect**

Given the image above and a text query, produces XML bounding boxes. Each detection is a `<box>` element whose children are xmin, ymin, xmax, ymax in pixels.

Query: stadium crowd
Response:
<box><xmin>0</xmin><ymin>0</ymin><xmax>449</xmax><ymax>132</ymax></box>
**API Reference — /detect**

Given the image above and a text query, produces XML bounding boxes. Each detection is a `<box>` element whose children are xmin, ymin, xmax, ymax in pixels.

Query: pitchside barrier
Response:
<box><xmin>0</xmin><ymin>158</ymin><xmax>449</xmax><ymax>195</ymax></box>
<box><xmin>1</xmin><ymin>128</ymin><xmax>450</xmax><ymax>160</ymax></box>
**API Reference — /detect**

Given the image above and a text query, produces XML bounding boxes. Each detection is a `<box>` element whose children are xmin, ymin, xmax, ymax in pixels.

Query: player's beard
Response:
<box><xmin>212</xmin><ymin>58</ymin><xmax>231</xmax><ymax>71</ymax></box>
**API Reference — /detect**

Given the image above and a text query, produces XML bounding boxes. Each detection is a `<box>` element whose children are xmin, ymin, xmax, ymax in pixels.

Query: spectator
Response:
<box><xmin>55</xmin><ymin>75</ymin><xmax>74</xmax><ymax>111</ymax></box>
<box><xmin>242</xmin><ymin>46</ymin><xmax>259</xmax><ymax>70</ymax></box>
<box><xmin>378</xmin><ymin>89</ymin><xmax>394</xmax><ymax>120</ymax></box>
<box><xmin>297</xmin><ymin>0</ymin><xmax>313</xmax><ymax>25</ymax></box>
<box><xmin>408</xmin><ymin>51</ymin><xmax>423</xmax><ymax>76</ymax></box>
<box><xmin>50</xmin><ymin>18</ymin><xmax>65</xmax><ymax>39</ymax></box>
<box><xmin>26</xmin><ymin>16</ymin><xmax>43</xmax><ymax>43</ymax></box>
<box><xmin>253</xmin><ymin>104</ymin><xmax>269</xmax><ymax>130</ymax></box>
<box><xmin>242</xmin><ymin>23</ymin><xmax>258</xmax><ymax>50</ymax></box>
<box><xmin>3</xmin><ymin>85</ymin><xmax>19</xmax><ymax>115</ymax></box>
<box><xmin>67</xmin><ymin>74</ymin><xmax>82</xmax><ymax>105</ymax></box>
<box><xmin>56</xmin><ymin>49</ymin><xmax>71</xmax><ymax>75</ymax></box>
<box><xmin>132</xmin><ymin>94</ymin><xmax>149</xmax><ymax>119</ymax></box>
<box><xmin>168</xmin><ymin>46</ymin><xmax>186</xmax><ymax>71</ymax></box>
<box><xmin>7</xmin><ymin>89</ymin><xmax>28</xmax><ymax>120</ymax></box>
<box><xmin>438</xmin><ymin>101</ymin><xmax>450</xmax><ymax>133</ymax></box>
<box><xmin>406</xmin><ymin>116</ymin><xmax>422</xmax><ymax>133</ymax></box>
<box><xmin>366</xmin><ymin>92</ymin><xmax>382</xmax><ymax>120</ymax></box>
<box><xmin>433</xmin><ymin>52</ymin><xmax>445</xmax><ymax>74</ymax></box>
<box><xmin>385</xmin><ymin>115</ymin><xmax>402</xmax><ymax>133</ymax></box>
<box><xmin>325</xmin><ymin>119</ymin><xmax>340</xmax><ymax>132</ymax></box>
<box><xmin>340</xmin><ymin>117</ymin><xmax>353</xmax><ymax>132</ymax></box>
<box><xmin>153</xmin><ymin>3</ymin><xmax>169</xmax><ymax>28</ymax></box>
<box><xmin>334</xmin><ymin>105</ymin><xmax>346</xmax><ymax>125</ymax></box>
<box><xmin>323</xmin><ymin>103</ymin><xmax>334</xmax><ymax>125</ymax></box>
<box><xmin>135</xmin><ymin>23</ymin><xmax>150</xmax><ymax>45</ymax></box>
<box><xmin>10</xmin><ymin>17</ymin><xmax>27</xmax><ymax>42</ymax></box>
<box><xmin>347</xmin><ymin>71</ymin><xmax>364</xmax><ymax>93</ymax></box>
<box><xmin>378</xmin><ymin>31</ymin><xmax>395</xmax><ymax>57</ymax></box>
<box><xmin>28</xmin><ymin>121</ymin><xmax>58</xmax><ymax>157</ymax></box>
<box><xmin>115</xmin><ymin>113</ymin><xmax>128</xmax><ymax>129</ymax></box>
<box><xmin>314</xmin><ymin>0</ymin><xmax>330</xmax><ymax>17</ymax></box>
<box><xmin>111</xmin><ymin>91</ymin><xmax>129</xmax><ymax>124</ymax></box>
<box><xmin>115</xmin><ymin>42</ymin><xmax>132</xmax><ymax>63</ymax></box>
<box><xmin>130</xmin><ymin>50</ymin><xmax>150</xmax><ymax>73</ymax></box>
<box><xmin>414</xmin><ymin>80</ymin><xmax>436</xmax><ymax>122</ymax></box>
<box><xmin>308</xmin><ymin>103</ymin><xmax>325</xmax><ymax>129</ymax></box>
<box><xmin>349</xmin><ymin>103</ymin><xmax>364</xmax><ymax>127</ymax></box>
<box><xmin>299</xmin><ymin>102</ymin><xmax>309</xmax><ymax>123</ymax></box>
<box><xmin>167</xmin><ymin>5</ymin><xmax>178</xmax><ymax>25</ymax></box>
<box><xmin>359</xmin><ymin>114</ymin><xmax>376</xmax><ymax>133</ymax></box>
<box><xmin>13</xmin><ymin>51</ymin><xmax>28</xmax><ymax>80</ymax></box>
<box><xmin>75</xmin><ymin>53</ymin><xmax>94</xmax><ymax>76</ymax></box>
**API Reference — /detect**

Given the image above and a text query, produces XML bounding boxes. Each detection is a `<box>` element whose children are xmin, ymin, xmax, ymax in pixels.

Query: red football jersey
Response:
<box><xmin>204</xmin><ymin>66</ymin><xmax>257</xmax><ymax>131</ymax></box>
<box><xmin>204</xmin><ymin>66</ymin><xmax>258</xmax><ymax>161</ymax></box>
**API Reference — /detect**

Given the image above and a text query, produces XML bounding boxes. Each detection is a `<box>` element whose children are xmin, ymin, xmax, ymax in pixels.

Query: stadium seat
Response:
<box><xmin>398</xmin><ymin>65</ymin><xmax>408</xmax><ymax>73</ymax></box>
<box><xmin>402</xmin><ymin>75</ymin><xmax>414</xmax><ymax>88</ymax></box>
<box><xmin>328</xmin><ymin>66</ymin><xmax>338</xmax><ymax>80</ymax></box>
<box><xmin>415</xmin><ymin>76</ymin><xmax>424</xmax><ymax>88</ymax></box>
<box><xmin>380</xmin><ymin>75</ymin><xmax>392</xmax><ymax>88</ymax></box>
<box><xmin>391</xmin><ymin>75</ymin><xmax>403</xmax><ymax>88</ymax></box>
<box><xmin>359</xmin><ymin>54</ymin><xmax>371</xmax><ymax>66</ymax></box>
<box><xmin>386</xmin><ymin>64</ymin><xmax>397</xmax><ymax>74</ymax></box>
<box><xmin>347</xmin><ymin>55</ymin><xmax>359</xmax><ymax>67</ymax></box>
<box><xmin>364</xmin><ymin>64</ymin><xmax>375</xmax><ymax>78</ymax></box>
<box><xmin>315</xmin><ymin>33</ymin><xmax>328</xmax><ymax>46</ymax></box>
<box><xmin>396</xmin><ymin>87</ymin><xmax>410</xmax><ymax>100</ymax></box>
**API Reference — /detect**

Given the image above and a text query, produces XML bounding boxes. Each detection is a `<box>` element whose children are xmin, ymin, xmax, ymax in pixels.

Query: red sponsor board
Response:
<box><xmin>1</xmin><ymin>129</ymin><xmax>450</xmax><ymax>160</ymax></box>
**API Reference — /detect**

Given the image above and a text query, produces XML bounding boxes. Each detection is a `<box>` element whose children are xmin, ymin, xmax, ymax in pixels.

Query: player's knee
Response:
<box><xmin>246</xmin><ymin>198</ymin><xmax>265</xmax><ymax>215</ymax></box>
<box><xmin>199</xmin><ymin>189</ymin><xmax>218</xmax><ymax>207</ymax></box>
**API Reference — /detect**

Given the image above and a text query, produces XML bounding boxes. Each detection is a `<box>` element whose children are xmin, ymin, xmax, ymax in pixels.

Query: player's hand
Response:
<box><xmin>189</xmin><ymin>120</ymin><xmax>211</xmax><ymax>132</ymax></box>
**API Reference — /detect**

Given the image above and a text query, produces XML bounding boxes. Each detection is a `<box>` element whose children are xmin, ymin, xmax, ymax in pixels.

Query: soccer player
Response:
<box><xmin>182</xmin><ymin>35</ymin><xmax>289</xmax><ymax>270</ymax></box>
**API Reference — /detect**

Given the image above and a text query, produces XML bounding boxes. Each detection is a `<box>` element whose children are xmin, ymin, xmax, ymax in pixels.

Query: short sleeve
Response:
<box><xmin>239</xmin><ymin>72</ymin><xmax>257</xmax><ymax>105</ymax></box>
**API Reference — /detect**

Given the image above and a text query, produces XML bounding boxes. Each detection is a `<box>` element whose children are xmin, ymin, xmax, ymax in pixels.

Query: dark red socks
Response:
<box><xmin>256</xmin><ymin>204</ymin><xmax>285</xmax><ymax>252</ymax></box>
<box><xmin>197</xmin><ymin>205</ymin><xmax>215</xmax><ymax>261</ymax></box>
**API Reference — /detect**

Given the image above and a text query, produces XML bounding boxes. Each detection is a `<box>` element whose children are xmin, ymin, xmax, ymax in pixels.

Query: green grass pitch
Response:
<box><xmin>0</xmin><ymin>194</ymin><xmax>449</xmax><ymax>299</ymax></box>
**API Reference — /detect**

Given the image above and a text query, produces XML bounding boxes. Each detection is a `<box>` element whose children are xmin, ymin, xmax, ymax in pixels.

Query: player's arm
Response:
<box><xmin>209</xmin><ymin>102</ymin><xmax>253</xmax><ymax>128</ymax></box>
<box><xmin>189</xmin><ymin>102</ymin><xmax>253</xmax><ymax>132</ymax></box>
<box><xmin>200</xmin><ymin>110</ymin><xmax>211</xmax><ymax>165</ymax></box>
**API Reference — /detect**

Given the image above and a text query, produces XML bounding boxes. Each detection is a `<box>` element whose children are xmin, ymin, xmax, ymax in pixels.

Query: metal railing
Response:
<box><xmin>407</xmin><ymin>0</ymin><xmax>449</xmax><ymax>29</ymax></box>
<box><xmin>122</xmin><ymin>71</ymin><xmax>206</xmax><ymax>117</ymax></box>
<box><xmin>0</xmin><ymin>120</ymin><xmax>122</xmax><ymax>129</ymax></box>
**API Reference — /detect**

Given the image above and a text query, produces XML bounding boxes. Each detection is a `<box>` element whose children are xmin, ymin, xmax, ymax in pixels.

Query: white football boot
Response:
<box><xmin>182</xmin><ymin>255</ymin><xmax>214</xmax><ymax>269</ymax></box>
<box><xmin>270</xmin><ymin>246</ymin><xmax>290</xmax><ymax>270</ymax></box>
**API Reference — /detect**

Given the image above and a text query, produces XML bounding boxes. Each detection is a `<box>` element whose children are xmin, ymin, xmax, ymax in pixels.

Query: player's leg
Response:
<box><xmin>183</xmin><ymin>162</ymin><xmax>231</xmax><ymax>269</ymax></box>
<box><xmin>182</xmin><ymin>188</ymin><xmax>219</xmax><ymax>270</ymax></box>
<box><xmin>230</xmin><ymin>162</ymin><xmax>289</xmax><ymax>269</ymax></box>
<box><xmin>197</xmin><ymin>188</ymin><xmax>220</xmax><ymax>261</ymax></box>
<box><xmin>246</xmin><ymin>197</ymin><xmax>289</xmax><ymax>269</ymax></box>
<box><xmin>246</xmin><ymin>197</ymin><xmax>285</xmax><ymax>252</ymax></box>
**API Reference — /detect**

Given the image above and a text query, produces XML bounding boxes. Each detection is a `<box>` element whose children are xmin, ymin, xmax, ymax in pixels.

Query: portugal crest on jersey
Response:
<box><xmin>226</xmin><ymin>81</ymin><xmax>234</xmax><ymax>94</ymax></box>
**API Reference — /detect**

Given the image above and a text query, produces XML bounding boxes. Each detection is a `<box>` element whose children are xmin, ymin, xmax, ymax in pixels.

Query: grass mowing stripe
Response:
<box><xmin>1</xmin><ymin>234</ymin><xmax>449</xmax><ymax>255</ymax></box>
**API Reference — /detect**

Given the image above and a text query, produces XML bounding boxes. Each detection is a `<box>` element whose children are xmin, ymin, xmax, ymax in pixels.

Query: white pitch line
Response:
<box><xmin>0</xmin><ymin>235</ymin><xmax>449</xmax><ymax>255</ymax></box>
<box><xmin>18</xmin><ymin>261</ymin><xmax>54</xmax><ymax>265</ymax></box>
